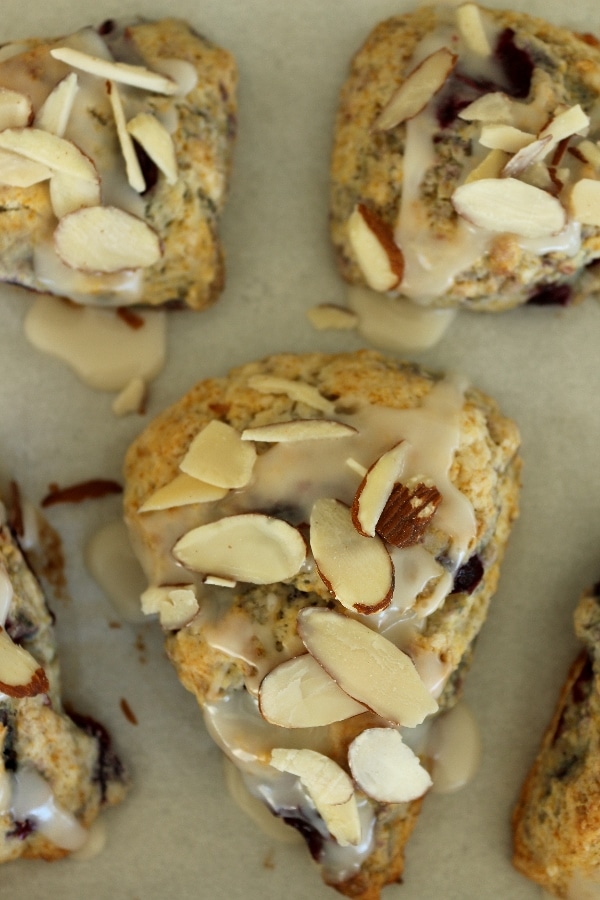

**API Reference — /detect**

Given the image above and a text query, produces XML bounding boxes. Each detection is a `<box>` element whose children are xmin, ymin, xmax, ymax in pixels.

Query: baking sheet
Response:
<box><xmin>1</xmin><ymin>0</ymin><xmax>599</xmax><ymax>896</ymax></box>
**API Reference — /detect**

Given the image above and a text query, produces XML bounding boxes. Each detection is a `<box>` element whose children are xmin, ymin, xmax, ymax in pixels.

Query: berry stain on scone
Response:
<box><xmin>123</xmin><ymin>350</ymin><xmax>521</xmax><ymax>898</ymax></box>
<box><xmin>331</xmin><ymin>3</ymin><xmax>600</xmax><ymax>313</ymax></box>
<box><xmin>0</xmin><ymin>494</ymin><xmax>128</xmax><ymax>862</ymax></box>
<box><xmin>0</xmin><ymin>18</ymin><xmax>237</xmax><ymax>308</ymax></box>
<box><xmin>513</xmin><ymin>583</ymin><xmax>600</xmax><ymax>898</ymax></box>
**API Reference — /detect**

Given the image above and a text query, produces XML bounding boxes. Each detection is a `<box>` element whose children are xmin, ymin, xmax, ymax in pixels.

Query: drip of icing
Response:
<box><xmin>0</xmin><ymin>565</ymin><xmax>13</xmax><ymax>627</ymax></box>
<box><xmin>24</xmin><ymin>296</ymin><xmax>166</xmax><ymax>392</ymax></box>
<box><xmin>85</xmin><ymin>520</ymin><xmax>148</xmax><ymax>623</ymax></box>
<box><xmin>70</xmin><ymin>819</ymin><xmax>107</xmax><ymax>861</ymax></box>
<box><xmin>347</xmin><ymin>286</ymin><xmax>456</xmax><ymax>351</ymax></box>
<box><xmin>426</xmin><ymin>702</ymin><xmax>481</xmax><ymax>793</ymax></box>
<box><xmin>222</xmin><ymin>757</ymin><xmax>303</xmax><ymax>844</ymax></box>
<box><xmin>10</xmin><ymin>767</ymin><xmax>88</xmax><ymax>851</ymax></box>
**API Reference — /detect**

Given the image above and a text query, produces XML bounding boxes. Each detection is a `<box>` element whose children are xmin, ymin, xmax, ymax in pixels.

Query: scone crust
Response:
<box><xmin>330</xmin><ymin>5</ymin><xmax>600</xmax><ymax>311</ymax></box>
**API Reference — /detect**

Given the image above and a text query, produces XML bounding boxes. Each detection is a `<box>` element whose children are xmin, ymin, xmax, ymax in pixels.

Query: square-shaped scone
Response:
<box><xmin>0</xmin><ymin>17</ymin><xmax>237</xmax><ymax>308</ymax></box>
<box><xmin>330</xmin><ymin>4</ymin><xmax>600</xmax><ymax>312</ymax></box>
<box><xmin>0</xmin><ymin>490</ymin><xmax>128</xmax><ymax>862</ymax></box>
<box><xmin>513</xmin><ymin>583</ymin><xmax>600</xmax><ymax>897</ymax></box>
<box><xmin>123</xmin><ymin>350</ymin><xmax>521</xmax><ymax>898</ymax></box>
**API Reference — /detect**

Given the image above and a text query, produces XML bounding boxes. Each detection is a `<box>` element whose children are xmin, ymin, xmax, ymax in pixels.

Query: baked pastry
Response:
<box><xmin>513</xmin><ymin>583</ymin><xmax>600</xmax><ymax>897</ymax></box>
<box><xmin>330</xmin><ymin>3</ymin><xmax>600</xmax><ymax>311</ymax></box>
<box><xmin>0</xmin><ymin>490</ymin><xmax>128</xmax><ymax>862</ymax></box>
<box><xmin>0</xmin><ymin>17</ymin><xmax>237</xmax><ymax>308</ymax></box>
<box><xmin>124</xmin><ymin>350</ymin><xmax>521</xmax><ymax>898</ymax></box>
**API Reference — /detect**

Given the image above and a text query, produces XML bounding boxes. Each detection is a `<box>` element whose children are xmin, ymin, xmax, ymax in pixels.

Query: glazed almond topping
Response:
<box><xmin>0</xmin><ymin>127</ymin><xmax>98</xmax><ymax>181</ymax></box>
<box><xmin>179</xmin><ymin>420</ymin><xmax>257</xmax><ymax>489</ymax></box>
<box><xmin>569</xmin><ymin>179</ymin><xmax>600</xmax><ymax>226</ymax></box>
<box><xmin>348</xmin><ymin>204</ymin><xmax>404</xmax><ymax>292</ymax></box>
<box><xmin>375</xmin><ymin>479</ymin><xmax>442</xmax><ymax>549</ymax></box>
<box><xmin>34</xmin><ymin>73</ymin><xmax>78</xmax><ymax>136</ymax></box>
<box><xmin>54</xmin><ymin>206</ymin><xmax>162</xmax><ymax>273</ymax></box>
<box><xmin>297</xmin><ymin>607</ymin><xmax>439</xmax><ymax>727</ymax></box>
<box><xmin>140</xmin><ymin>584</ymin><xmax>199</xmax><ymax>630</ymax></box>
<box><xmin>107</xmin><ymin>80</ymin><xmax>145</xmax><ymax>193</ymax></box>
<box><xmin>247</xmin><ymin>375</ymin><xmax>335</xmax><ymax>414</ymax></box>
<box><xmin>49</xmin><ymin>46</ymin><xmax>178</xmax><ymax>95</ymax></box>
<box><xmin>127</xmin><ymin>112</ymin><xmax>178</xmax><ymax>186</ymax></box>
<box><xmin>348</xmin><ymin>727</ymin><xmax>432</xmax><ymax>803</ymax></box>
<box><xmin>373</xmin><ymin>47</ymin><xmax>458</xmax><ymax>131</ymax></box>
<box><xmin>351</xmin><ymin>440</ymin><xmax>409</xmax><ymax>537</ymax></box>
<box><xmin>455</xmin><ymin>3</ymin><xmax>492</xmax><ymax>57</ymax></box>
<box><xmin>0</xmin><ymin>87</ymin><xmax>32</xmax><ymax>130</ymax></box>
<box><xmin>241</xmin><ymin>418</ymin><xmax>357</xmax><ymax>443</ymax></box>
<box><xmin>452</xmin><ymin>177</ymin><xmax>567</xmax><ymax>238</ymax></box>
<box><xmin>310</xmin><ymin>497</ymin><xmax>394</xmax><ymax>614</ymax></box>
<box><xmin>0</xmin><ymin>148</ymin><xmax>52</xmax><ymax>188</ymax></box>
<box><xmin>0</xmin><ymin>627</ymin><xmax>49</xmax><ymax>698</ymax></box>
<box><xmin>139</xmin><ymin>473</ymin><xmax>228</xmax><ymax>512</ymax></box>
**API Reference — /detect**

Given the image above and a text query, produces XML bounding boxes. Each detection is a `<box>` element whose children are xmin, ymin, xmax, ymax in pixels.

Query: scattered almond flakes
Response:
<box><xmin>120</xmin><ymin>697</ymin><xmax>138</xmax><ymax>725</ymax></box>
<box><xmin>375</xmin><ymin>481</ymin><xmax>442</xmax><ymax>548</ymax></box>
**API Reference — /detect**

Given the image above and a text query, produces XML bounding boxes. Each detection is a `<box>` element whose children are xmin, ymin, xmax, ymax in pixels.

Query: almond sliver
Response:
<box><xmin>373</xmin><ymin>47</ymin><xmax>457</xmax><ymax>131</ymax></box>
<box><xmin>452</xmin><ymin>177</ymin><xmax>566</xmax><ymax>237</ymax></box>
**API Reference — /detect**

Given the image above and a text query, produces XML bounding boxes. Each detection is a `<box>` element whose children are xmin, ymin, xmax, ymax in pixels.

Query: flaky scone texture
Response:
<box><xmin>0</xmin><ymin>17</ymin><xmax>237</xmax><ymax>309</ymax></box>
<box><xmin>513</xmin><ymin>584</ymin><xmax>600</xmax><ymax>897</ymax></box>
<box><xmin>124</xmin><ymin>350</ymin><xmax>521</xmax><ymax>899</ymax></box>
<box><xmin>0</xmin><ymin>511</ymin><xmax>128</xmax><ymax>862</ymax></box>
<box><xmin>330</xmin><ymin>4</ymin><xmax>600</xmax><ymax>311</ymax></box>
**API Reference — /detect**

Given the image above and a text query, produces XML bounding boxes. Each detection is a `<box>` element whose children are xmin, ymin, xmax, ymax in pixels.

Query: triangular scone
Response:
<box><xmin>124</xmin><ymin>350</ymin><xmax>521</xmax><ymax>898</ymax></box>
<box><xmin>0</xmin><ymin>18</ymin><xmax>237</xmax><ymax>309</ymax></box>
<box><xmin>513</xmin><ymin>584</ymin><xmax>600</xmax><ymax>896</ymax></box>
<box><xmin>0</xmin><ymin>494</ymin><xmax>128</xmax><ymax>862</ymax></box>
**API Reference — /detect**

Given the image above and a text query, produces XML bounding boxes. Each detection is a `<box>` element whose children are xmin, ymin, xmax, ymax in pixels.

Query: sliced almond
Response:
<box><xmin>247</xmin><ymin>375</ymin><xmax>335</xmax><ymax>414</ymax></box>
<box><xmin>139</xmin><ymin>473</ymin><xmax>228</xmax><ymax>512</ymax></box>
<box><xmin>464</xmin><ymin>148</ymin><xmax>509</xmax><ymax>184</ymax></box>
<box><xmin>50</xmin><ymin>47</ymin><xmax>178</xmax><ymax>95</ymax></box>
<box><xmin>346</xmin><ymin>457</ymin><xmax>367</xmax><ymax>478</ymax></box>
<box><xmin>306</xmin><ymin>304</ymin><xmax>359</xmax><ymax>331</ymax></box>
<box><xmin>373</xmin><ymin>47</ymin><xmax>458</xmax><ymax>131</ymax></box>
<box><xmin>270</xmin><ymin>748</ymin><xmax>361</xmax><ymax>847</ymax></box>
<box><xmin>538</xmin><ymin>104</ymin><xmax>590</xmax><ymax>152</ymax></box>
<box><xmin>297</xmin><ymin>607</ymin><xmax>438</xmax><ymax>727</ymax></box>
<box><xmin>376</xmin><ymin>480</ymin><xmax>442</xmax><ymax>548</ymax></box>
<box><xmin>140</xmin><ymin>584</ymin><xmax>199</xmax><ymax>630</ymax></box>
<box><xmin>351</xmin><ymin>442</ymin><xmax>409</xmax><ymax>537</ymax></box>
<box><xmin>348</xmin><ymin>727</ymin><xmax>432</xmax><ymax>803</ymax></box>
<box><xmin>569</xmin><ymin>178</ymin><xmax>600</xmax><ymax>226</ymax></box>
<box><xmin>310</xmin><ymin>498</ymin><xmax>394</xmax><ymax>614</ymax></box>
<box><xmin>49</xmin><ymin>170</ymin><xmax>101</xmax><ymax>219</ymax></box>
<box><xmin>54</xmin><ymin>205</ymin><xmax>162</xmax><ymax>273</ymax></box>
<box><xmin>241</xmin><ymin>419</ymin><xmax>356</xmax><ymax>443</ymax></box>
<box><xmin>478</xmin><ymin>124</ymin><xmax>535</xmax><ymax>153</ymax></box>
<box><xmin>452</xmin><ymin>177</ymin><xmax>567</xmax><ymax>238</ymax></box>
<box><xmin>107</xmin><ymin>81</ymin><xmax>145</xmax><ymax>193</ymax></box>
<box><xmin>259</xmin><ymin>654</ymin><xmax>366</xmax><ymax>727</ymax></box>
<box><xmin>501</xmin><ymin>135</ymin><xmax>552</xmax><ymax>178</ymax></box>
<box><xmin>173</xmin><ymin>513</ymin><xmax>306</xmax><ymax>584</ymax></box>
<box><xmin>348</xmin><ymin>204</ymin><xmax>404</xmax><ymax>292</ymax></box>
<box><xmin>179</xmin><ymin>420</ymin><xmax>256</xmax><ymax>489</ymax></box>
<box><xmin>571</xmin><ymin>139</ymin><xmax>600</xmax><ymax>172</ymax></box>
<box><xmin>0</xmin><ymin>628</ymin><xmax>49</xmax><ymax>698</ymax></box>
<box><xmin>35</xmin><ymin>73</ymin><xmax>78</xmax><ymax>136</ymax></box>
<box><xmin>458</xmin><ymin>91</ymin><xmax>512</xmax><ymax>124</ymax></box>
<box><xmin>0</xmin><ymin>147</ymin><xmax>52</xmax><ymax>188</ymax></box>
<box><xmin>455</xmin><ymin>3</ymin><xmax>492</xmax><ymax>56</ymax></box>
<box><xmin>0</xmin><ymin>128</ymin><xmax>97</xmax><ymax>182</ymax></box>
<box><xmin>0</xmin><ymin>87</ymin><xmax>32</xmax><ymax>131</ymax></box>
<box><xmin>518</xmin><ymin>161</ymin><xmax>556</xmax><ymax>193</ymax></box>
<box><xmin>127</xmin><ymin>112</ymin><xmax>178</xmax><ymax>185</ymax></box>
<box><xmin>203</xmin><ymin>574</ymin><xmax>237</xmax><ymax>588</ymax></box>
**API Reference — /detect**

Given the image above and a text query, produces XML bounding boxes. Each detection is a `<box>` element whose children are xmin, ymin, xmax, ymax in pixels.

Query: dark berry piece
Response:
<box><xmin>527</xmin><ymin>284</ymin><xmax>572</xmax><ymax>307</ymax></box>
<box><xmin>453</xmin><ymin>554</ymin><xmax>484</xmax><ymax>594</ymax></box>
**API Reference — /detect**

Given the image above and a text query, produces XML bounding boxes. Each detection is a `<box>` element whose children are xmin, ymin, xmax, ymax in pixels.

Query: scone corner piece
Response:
<box><xmin>0</xmin><ymin>16</ymin><xmax>238</xmax><ymax>310</ymax></box>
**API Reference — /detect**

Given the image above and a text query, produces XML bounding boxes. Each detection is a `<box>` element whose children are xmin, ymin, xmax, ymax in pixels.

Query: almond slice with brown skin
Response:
<box><xmin>310</xmin><ymin>498</ymin><xmax>394</xmax><ymax>614</ymax></box>
<box><xmin>373</xmin><ymin>47</ymin><xmax>458</xmax><ymax>131</ymax></box>
<box><xmin>54</xmin><ymin>205</ymin><xmax>162</xmax><ymax>273</ymax></box>
<box><xmin>0</xmin><ymin>628</ymin><xmax>49</xmax><ymax>698</ymax></box>
<box><xmin>259</xmin><ymin>653</ymin><xmax>366</xmax><ymax>727</ymax></box>
<box><xmin>297</xmin><ymin>607</ymin><xmax>438</xmax><ymax>727</ymax></box>
<box><xmin>538</xmin><ymin>104</ymin><xmax>590</xmax><ymax>151</ymax></box>
<box><xmin>247</xmin><ymin>375</ymin><xmax>335</xmax><ymax>414</ymax></box>
<box><xmin>35</xmin><ymin>73</ymin><xmax>78</xmax><ymax>136</ymax></box>
<box><xmin>348</xmin><ymin>204</ymin><xmax>404</xmax><ymax>292</ymax></box>
<box><xmin>107</xmin><ymin>81</ymin><xmax>145</xmax><ymax>193</ymax></box>
<box><xmin>0</xmin><ymin>87</ymin><xmax>32</xmax><ymax>131</ymax></box>
<box><xmin>173</xmin><ymin>513</ymin><xmax>306</xmax><ymax>583</ymax></box>
<box><xmin>348</xmin><ymin>727</ymin><xmax>432</xmax><ymax>803</ymax></box>
<box><xmin>139</xmin><ymin>473</ymin><xmax>228</xmax><ymax>512</ymax></box>
<box><xmin>452</xmin><ymin>177</ymin><xmax>567</xmax><ymax>237</ymax></box>
<box><xmin>50</xmin><ymin>46</ymin><xmax>178</xmax><ymax>95</ymax></box>
<box><xmin>241</xmin><ymin>419</ymin><xmax>357</xmax><ymax>443</ymax></box>
<box><xmin>179</xmin><ymin>420</ymin><xmax>256</xmax><ymax>489</ymax></box>
<box><xmin>127</xmin><ymin>112</ymin><xmax>178</xmax><ymax>185</ymax></box>
<box><xmin>375</xmin><ymin>480</ymin><xmax>442</xmax><ymax>548</ymax></box>
<box><xmin>0</xmin><ymin>127</ymin><xmax>97</xmax><ymax>182</ymax></box>
<box><xmin>270</xmin><ymin>748</ymin><xmax>361</xmax><ymax>846</ymax></box>
<box><xmin>351</xmin><ymin>441</ymin><xmax>409</xmax><ymax>537</ymax></box>
<box><xmin>0</xmin><ymin>148</ymin><xmax>52</xmax><ymax>188</ymax></box>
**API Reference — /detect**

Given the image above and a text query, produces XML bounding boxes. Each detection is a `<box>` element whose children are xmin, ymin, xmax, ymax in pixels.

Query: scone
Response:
<box><xmin>0</xmin><ymin>491</ymin><xmax>128</xmax><ymax>862</ymax></box>
<box><xmin>513</xmin><ymin>583</ymin><xmax>600</xmax><ymax>897</ymax></box>
<box><xmin>330</xmin><ymin>3</ymin><xmax>600</xmax><ymax>311</ymax></box>
<box><xmin>124</xmin><ymin>350</ymin><xmax>521</xmax><ymax>898</ymax></box>
<box><xmin>0</xmin><ymin>17</ymin><xmax>237</xmax><ymax>308</ymax></box>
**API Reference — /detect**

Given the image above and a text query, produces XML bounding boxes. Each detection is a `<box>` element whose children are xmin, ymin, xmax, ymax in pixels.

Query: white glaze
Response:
<box><xmin>0</xmin><ymin>564</ymin><xmax>13</xmax><ymax>627</ymax></box>
<box><xmin>347</xmin><ymin>286</ymin><xmax>456</xmax><ymax>351</ymax></box>
<box><xmin>427</xmin><ymin>702</ymin><xmax>481</xmax><ymax>793</ymax></box>
<box><xmin>85</xmin><ymin>520</ymin><xmax>148</xmax><ymax>623</ymax></box>
<box><xmin>10</xmin><ymin>766</ymin><xmax>88</xmax><ymax>851</ymax></box>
